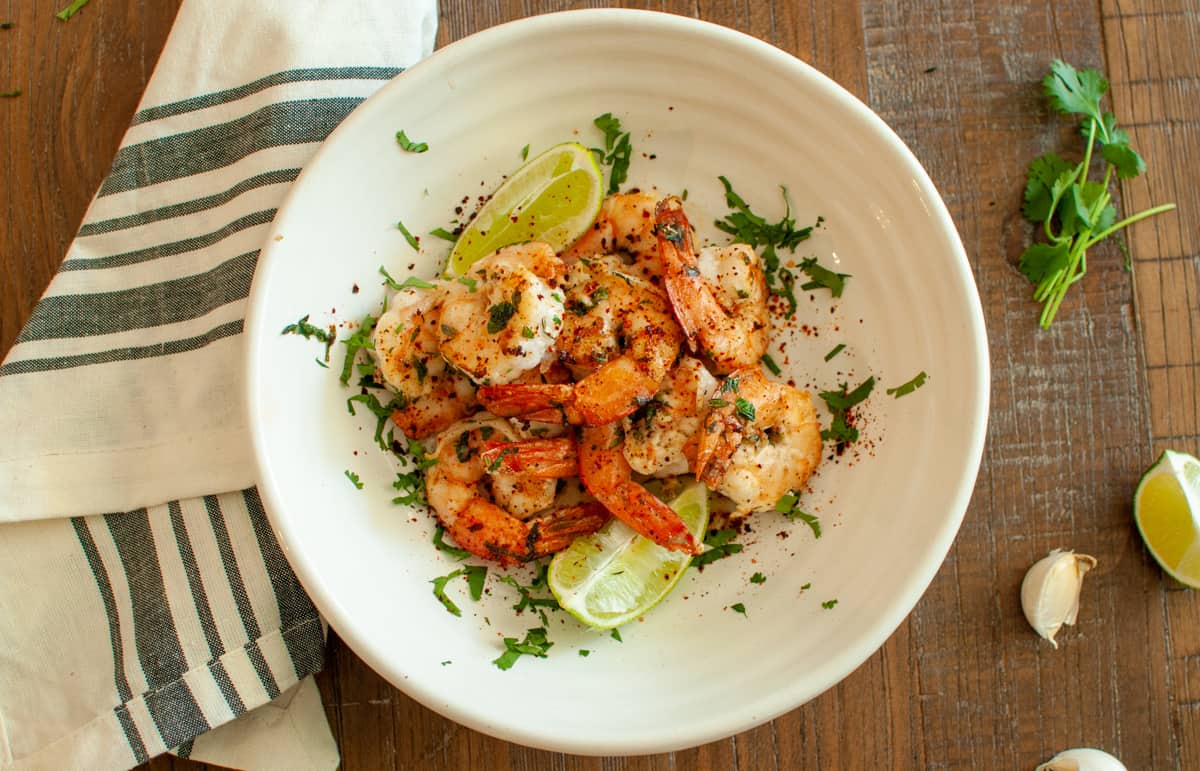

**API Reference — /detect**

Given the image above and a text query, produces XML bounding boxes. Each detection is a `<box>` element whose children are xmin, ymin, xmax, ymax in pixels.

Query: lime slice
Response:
<box><xmin>444</xmin><ymin>142</ymin><xmax>603</xmax><ymax>276</ymax></box>
<box><xmin>548</xmin><ymin>481</ymin><xmax>709</xmax><ymax>629</ymax></box>
<box><xmin>1134</xmin><ymin>449</ymin><xmax>1200</xmax><ymax>587</ymax></box>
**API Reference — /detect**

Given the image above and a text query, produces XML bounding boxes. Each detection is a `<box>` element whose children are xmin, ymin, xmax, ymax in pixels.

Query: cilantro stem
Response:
<box><xmin>1084</xmin><ymin>202</ymin><xmax>1177</xmax><ymax>249</ymax></box>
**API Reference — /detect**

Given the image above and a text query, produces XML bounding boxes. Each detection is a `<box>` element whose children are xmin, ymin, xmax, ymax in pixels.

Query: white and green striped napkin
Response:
<box><xmin>0</xmin><ymin>1</ymin><xmax>436</xmax><ymax>768</ymax></box>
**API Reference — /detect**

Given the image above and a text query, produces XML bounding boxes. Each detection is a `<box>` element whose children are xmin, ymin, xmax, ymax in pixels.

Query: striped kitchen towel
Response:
<box><xmin>0</xmin><ymin>1</ymin><xmax>436</xmax><ymax>769</ymax></box>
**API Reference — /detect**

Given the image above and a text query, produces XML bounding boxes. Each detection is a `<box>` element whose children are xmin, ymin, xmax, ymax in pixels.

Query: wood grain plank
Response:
<box><xmin>1105</xmin><ymin>1</ymin><xmax>1200</xmax><ymax>770</ymax></box>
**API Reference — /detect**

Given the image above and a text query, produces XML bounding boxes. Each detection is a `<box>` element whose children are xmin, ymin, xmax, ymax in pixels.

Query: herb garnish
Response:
<box><xmin>493</xmin><ymin>627</ymin><xmax>553</xmax><ymax>670</ymax></box>
<box><xmin>520</xmin><ymin>144</ymin><xmax>531</xmax><ymax>161</ymax></box>
<box><xmin>798</xmin><ymin>257</ymin><xmax>850</xmax><ymax>297</ymax></box>
<box><xmin>579</xmin><ymin>649</ymin><xmax>591</xmax><ymax>657</ymax></box>
<box><xmin>821</xmin><ymin>599</ymin><xmax>838</xmax><ymax>610</ymax></box>
<box><xmin>708</xmin><ymin>399</ymin><xmax>729</xmax><ymax>409</ymax></box>
<box><xmin>692</xmin><ymin>529</ymin><xmax>743</xmax><ymax>568</ymax></box>
<box><xmin>429</xmin><ymin>227</ymin><xmax>458</xmax><ymax>242</ymax></box>
<box><xmin>818</xmin><ymin>376</ymin><xmax>875</xmax><ymax>446</ymax></box>
<box><xmin>433</xmin><ymin>524</ymin><xmax>470</xmax><ymax>560</ymax></box>
<box><xmin>338</xmin><ymin>314</ymin><xmax>377</xmax><ymax>384</ymax></box>
<box><xmin>395</xmin><ymin>130</ymin><xmax>429</xmax><ymax>153</ymax></box>
<box><xmin>775</xmin><ymin>492</ymin><xmax>821</xmax><ymax>538</ymax></box>
<box><xmin>55</xmin><ymin>0</ymin><xmax>89</xmax><ymax>21</ymax></box>
<box><xmin>1019</xmin><ymin>60</ymin><xmax>1175</xmax><ymax>328</ymax></box>
<box><xmin>431</xmin><ymin>566</ymin><xmax>486</xmax><ymax>617</ymax></box>
<box><xmin>499</xmin><ymin>567</ymin><xmax>560</xmax><ymax>625</ymax></box>
<box><xmin>0</xmin><ymin>22</ymin><xmax>12</xmax><ymax>29</ymax></box>
<box><xmin>396</xmin><ymin>219</ymin><xmax>420</xmax><ymax>250</ymax></box>
<box><xmin>734</xmin><ymin>398</ymin><xmax>756</xmax><ymax>422</ymax></box>
<box><xmin>750</xmin><ymin>572</ymin><xmax>766</xmax><ymax>584</ymax></box>
<box><xmin>380</xmin><ymin>266</ymin><xmax>435</xmax><ymax>291</ymax></box>
<box><xmin>456</xmin><ymin>275</ymin><xmax>478</xmax><ymax>292</ymax></box>
<box><xmin>281</xmin><ymin>313</ymin><xmax>335</xmax><ymax>360</ymax></box>
<box><xmin>593</xmin><ymin>113</ymin><xmax>632</xmax><ymax>195</ymax></box>
<box><xmin>714</xmin><ymin>176</ymin><xmax>819</xmax><ymax>315</ymax></box>
<box><xmin>610</xmin><ymin>629</ymin><xmax>623</xmax><ymax>642</ymax></box>
<box><xmin>487</xmin><ymin>291</ymin><xmax>521</xmax><ymax>334</ymax></box>
<box><xmin>392</xmin><ymin>439</ymin><xmax>436</xmax><ymax>506</ymax></box>
<box><xmin>824</xmin><ymin>344</ymin><xmax>846</xmax><ymax>362</ymax></box>
<box><xmin>760</xmin><ymin>354</ymin><xmax>782</xmax><ymax>376</ymax></box>
<box><xmin>344</xmin><ymin>470</ymin><xmax>363</xmax><ymax>489</ymax></box>
<box><xmin>886</xmin><ymin>371</ymin><xmax>928</xmax><ymax>398</ymax></box>
<box><xmin>731</xmin><ymin>603</ymin><xmax>747</xmax><ymax>616</ymax></box>
<box><xmin>0</xmin><ymin>90</ymin><xmax>20</xmax><ymax>98</ymax></box>
<box><xmin>347</xmin><ymin>392</ymin><xmax>405</xmax><ymax>450</ymax></box>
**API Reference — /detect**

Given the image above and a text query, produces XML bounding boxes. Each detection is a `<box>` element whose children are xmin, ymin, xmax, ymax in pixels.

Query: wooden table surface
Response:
<box><xmin>4</xmin><ymin>1</ymin><xmax>1198</xmax><ymax>768</ymax></box>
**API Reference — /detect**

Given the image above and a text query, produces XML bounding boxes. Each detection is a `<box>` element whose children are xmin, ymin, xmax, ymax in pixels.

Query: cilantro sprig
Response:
<box><xmin>593</xmin><ymin>113</ymin><xmax>632</xmax><ymax>195</ymax></box>
<box><xmin>1019</xmin><ymin>60</ymin><xmax>1175</xmax><ymax>328</ymax></box>
<box><xmin>775</xmin><ymin>492</ymin><xmax>822</xmax><ymax>538</ymax></box>
<box><xmin>692</xmin><ymin>529</ymin><xmax>743</xmax><ymax>568</ymax></box>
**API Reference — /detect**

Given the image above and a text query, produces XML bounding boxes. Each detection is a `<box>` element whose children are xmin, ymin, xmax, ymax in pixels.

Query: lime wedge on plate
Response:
<box><xmin>548</xmin><ymin>481</ymin><xmax>709</xmax><ymax>629</ymax></box>
<box><xmin>445</xmin><ymin>142</ymin><xmax>603</xmax><ymax>276</ymax></box>
<box><xmin>1134</xmin><ymin>449</ymin><xmax>1200</xmax><ymax>587</ymax></box>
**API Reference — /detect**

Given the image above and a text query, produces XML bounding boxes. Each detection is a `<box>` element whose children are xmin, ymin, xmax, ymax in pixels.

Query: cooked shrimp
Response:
<box><xmin>372</xmin><ymin>285</ymin><xmax>476</xmax><ymax>439</ymax></box>
<box><xmin>695</xmin><ymin>368</ymin><xmax>822</xmax><ymax>516</ymax></box>
<box><xmin>477</xmin><ymin>255</ymin><xmax>683</xmax><ymax>425</ymax></box>
<box><xmin>480</xmin><ymin>437</ymin><xmax>577</xmax><ymax>479</ymax></box>
<box><xmin>438</xmin><ymin>242</ymin><xmax>567</xmax><ymax>385</ymax></box>
<box><xmin>623</xmin><ymin>356</ymin><xmax>719</xmax><ymax>477</ymax></box>
<box><xmin>425</xmin><ymin>418</ymin><xmax>608</xmax><ymax>565</ymax></box>
<box><xmin>655</xmin><ymin>196</ymin><xmax>769</xmax><ymax>374</ymax></box>
<box><xmin>562</xmin><ymin>192</ymin><xmax>663</xmax><ymax>280</ymax></box>
<box><xmin>577</xmin><ymin>422</ymin><xmax>700</xmax><ymax>554</ymax></box>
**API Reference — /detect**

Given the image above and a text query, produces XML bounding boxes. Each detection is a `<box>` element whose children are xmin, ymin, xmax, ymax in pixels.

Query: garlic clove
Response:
<box><xmin>1036</xmin><ymin>747</ymin><xmax>1127</xmax><ymax>771</ymax></box>
<box><xmin>1021</xmin><ymin>548</ymin><xmax>1097</xmax><ymax>648</ymax></box>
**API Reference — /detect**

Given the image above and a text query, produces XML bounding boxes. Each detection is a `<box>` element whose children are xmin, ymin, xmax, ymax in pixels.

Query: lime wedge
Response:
<box><xmin>548</xmin><ymin>481</ymin><xmax>709</xmax><ymax>629</ymax></box>
<box><xmin>445</xmin><ymin>142</ymin><xmax>603</xmax><ymax>276</ymax></box>
<box><xmin>1134</xmin><ymin>449</ymin><xmax>1200</xmax><ymax>587</ymax></box>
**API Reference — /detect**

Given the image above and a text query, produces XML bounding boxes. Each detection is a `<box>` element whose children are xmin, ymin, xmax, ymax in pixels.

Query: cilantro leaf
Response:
<box><xmin>344</xmin><ymin>470</ymin><xmax>363</xmax><ymax>490</ymax></box>
<box><xmin>493</xmin><ymin>627</ymin><xmax>553</xmax><ymax>670</ymax></box>
<box><xmin>775</xmin><ymin>492</ymin><xmax>821</xmax><ymax>538</ymax></box>
<box><xmin>797</xmin><ymin>257</ymin><xmax>850</xmax><ymax>297</ymax></box>
<box><xmin>1043</xmin><ymin>59</ymin><xmax>1107</xmax><ymax>122</ymax></box>
<box><xmin>433</xmin><ymin>525</ymin><xmax>470</xmax><ymax>560</ymax></box>
<box><xmin>593</xmin><ymin>113</ymin><xmax>633</xmax><ymax>194</ymax></box>
<box><xmin>1022</xmin><ymin>152</ymin><xmax>1073</xmax><ymax>222</ymax></box>
<box><xmin>886</xmin><ymin>371</ymin><xmax>929</xmax><ymax>398</ymax></box>
<box><xmin>750</xmin><ymin>572</ymin><xmax>766</xmax><ymax>584</ymax></box>
<box><xmin>339</xmin><ymin>314</ymin><xmax>377</xmax><ymax>385</ymax></box>
<box><xmin>691</xmin><ymin>529</ymin><xmax>743</xmax><ymax>568</ymax></box>
<box><xmin>396</xmin><ymin>219</ymin><xmax>420</xmax><ymax>250</ymax></box>
<box><xmin>1101</xmin><ymin>141</ymin><xmax>1146</xmax><ymax>179</ymax></box>
<box><xmin>821</xmin><ymin>599</ymin><xmax>839</xmax><ymax>609</ymax></box>
<box><xmin>395</xmin><ymin>130</ymin><xmax>429</xmax><ymax>153</ymax></box>
<box><xmin>760</xmin><ymin>353</ymin><xmax>782</xmax><ymax>375</ymax></box>
<box><xmin>731</xmin><ymin>603</ymin><xmax>747</xmax><ymax>616</ymax></box>
<box><xmin>431</xmin><ymin>569</ymin><xmax>465</xmax><ymax>616</ymax></box>
<box><xmin>55</xmin><ymin>0</ymin><xmax>89</xmax><ymax>21</ymax></box>
<box><xmin>1018</xmin><ymin>242</ymin><xmax>1070</xmax><ymax>286</ymax></box>
<box><xmin>818</xmin><ymin>376</ymin><xmax>875</xmax><ymax>446</ymax></box>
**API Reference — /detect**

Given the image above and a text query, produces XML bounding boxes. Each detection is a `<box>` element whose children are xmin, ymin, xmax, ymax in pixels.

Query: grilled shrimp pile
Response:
<box><xmin>371</xmin><ymin>194</ymin><xmax>822</xmax><ymax>566</ymax></box>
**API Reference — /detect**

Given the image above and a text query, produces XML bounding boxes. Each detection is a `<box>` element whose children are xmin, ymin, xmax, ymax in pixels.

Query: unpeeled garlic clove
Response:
<box><xmin>1036</xmin><ymin>747</ymin><xmax>1126</xmax><ymax>771</ymax></box>
<box><xmin>1020</xmin><ymin>548</ymin><xmax>1097</xmax><ymax>648</ymax></box>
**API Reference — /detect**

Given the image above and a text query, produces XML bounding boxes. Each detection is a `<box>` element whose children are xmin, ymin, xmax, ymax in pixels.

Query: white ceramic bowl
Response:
<box><xmin>245</xmin><ymin>9</ymin><xmax>988</xmax><ymax>755</ymax></box>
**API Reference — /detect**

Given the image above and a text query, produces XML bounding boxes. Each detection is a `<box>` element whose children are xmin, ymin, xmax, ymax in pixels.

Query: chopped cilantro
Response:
<box><xmin>499</xmin><ymin>572</ymin><xmax>560</xmax><ymax>625</ymax></box>
<box><xmin>344</xmin><ymin>470</ymin><xmax>363</xmax><ymax>490</ymax></box>
<box><xmin>798</xmin><ymin>257</ymin><xmax>850</xmax><ymax>297</ymax></box>
<box><xmin>0</xmin><ymin>22</ymin><xmax>12</xmax><ymax>29</ymax></box>
<box><xmin>735</xmin><ymin>398</ymin><xmax>756</xmax><ymax>422</ymax></box>
<box><xmin>396</xmin><ymin>219</ymin><xmax>420</xmax><ymax>250</ymax></box>
<box><xmin>346</xmin><ymin>392</ymin><xmax>405</xmax><ymax>450</ymax></box>
<box><xmin>464</xmin><ymin>564</ymin><xmax>487</xmax><ymax>601</ymax></box>
<box><xmin>801</xmin><ymin>582</ymin><xmax>812</xmax><ymax>590</ymax></box>
<box><xmin>55</xmin><ymin>0</ymin><xmax>89</xmax><ymax>21</ymax></box>
<box><xmin>610</xmin><ymin>629</ymin><xmax>623</xmax><ymax>642</ymax></box>
<box><xmin>692</xmin><ymin>529</ymin><xmax>743</xmax><ymax>568</ymax></box>
<box><xmin>493</xmin><ymin>627</ymin><xmax>552</xmax><ymax>670</ymax></box>
<box><xmin>578</xmin><ymin>649</ymin><xmax>591</xmax><ymax>657</ymax></box>
<box><xmin>824</xmin><ymin>343</ymin><xmax>846</xmax><ymax>362</ymax></box>
<box><xmin>721</xmin><ymin>377</ymin><xmax>740</xmax><ymax>394</ymax></box>
<box><xmin>760</xmin><ymin>353</ymin><xmax>782</xmax><ymax>376</ymax></box>
<box><xmin>487</xmin><ymin>291</ymin><xmax>521</xmax><ymax>334</ymax></box>
<box><xmin>281</xmin><ymin>313</ymin><xmax>334</xmax><ymax>360</ymax></box>
<box><xmin>431</xmin><ymin>569</ymin><xmax>466</xmax><ymax>616</ymax></box>
<box><xmin>429</xmin><ymin>227</ymin><xmax>458</xmax><ymax>242</ymax></box>
<box><xmin>750</xmin><ymin>572</ymin><xmax>766</xmax><ymax>584</ymax></box>
<box><xmin>456</xmin><ymin>275</ymin><xmax>478</xmax><ymax>292</ymax></box>
<box><xmin>1</xmin><ymin>89</ymin><xmax>21</xmax><ymax>98</ymax></box>
<box><xmin>339</xmin><ymin>314</ymin><xmax>377</xmax><ymax>384</ymax></box>
<box><xmin>731</xmin><ymin>603</ymin><xmax>747</xmax><ymax>616</ymax></box>
<box><xmin>521</xmin><ymin>326</ymin><xmax>536</xmax><ymax>339</ymax></box>
<box><xmin>886</xmin><ymin>371</ymin><xmax>928</xmax><ymax>398</ymax></box>
<box><xmin>818</xmin><ymin>376</ymin><xmax>875</xmax><ymax>446</ymax></box>
<box><xmin>593</xmin><ymin>113</ymin><xmax>632</xmax><ymax>194</ymax></box>
<box><xmin>380</xmin><ymin>265</ymin><xmax>436</xmax><ymax>291</ymax></box>
<box><xmin>315</xmin><ymin>357</ymin><xmax>329</xmax><ymax>368</ymax></box>
<box><xmin>433</xmin><ymin>525</ymin><xmax>470</xmax><ymax>560</ymax></box>
<box><xmin>708</xmin><ymin>399</ymin><xmax>729</xmax><ymax>409</ymax></box>
<box><xmin>821</xmin><ymin>599</ymin><xmax>838</xmax><ymax>609</ymax></box>
<box><xmin>395</xmin><ymin>129</ymin><xmax>429</xmax><ymax>153</ymax></box>
<box><xmin>775</xmin><ymin>492</ymin><xmax>822</xmax><ymax>538</ymax></box>
<box><xmin>520</xmin><ymin>143</ymin><xmax>530</xmax><ymax>161</ymax></box>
